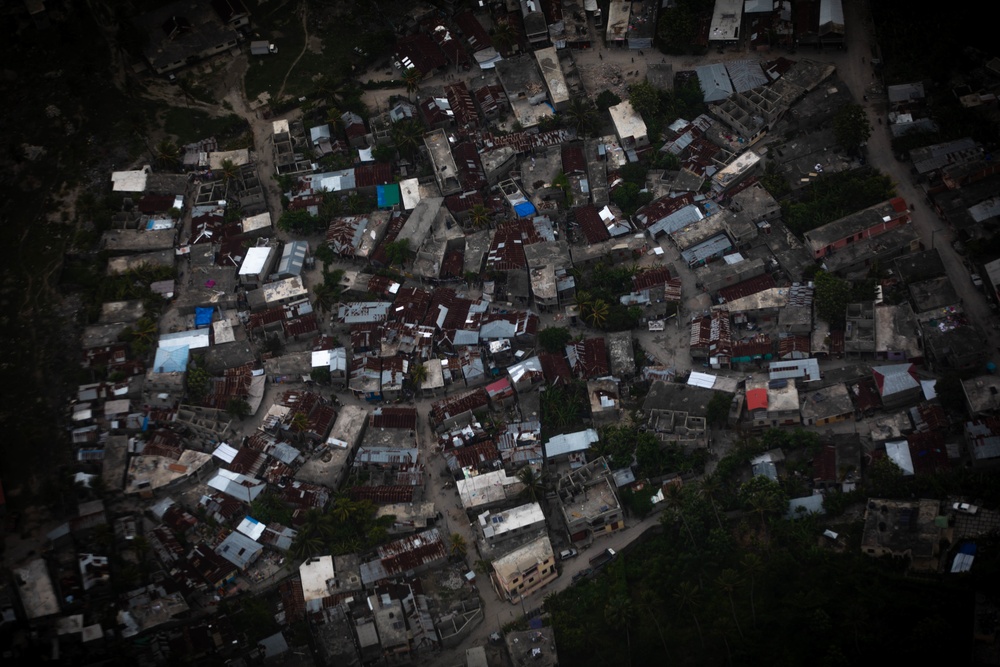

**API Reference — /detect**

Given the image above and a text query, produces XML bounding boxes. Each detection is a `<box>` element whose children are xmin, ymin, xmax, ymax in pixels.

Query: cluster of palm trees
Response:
<box><xmin>573</xmin><ymin>290</ymin><xmax>611</xmax><ymax>329</ymax></box>
<box><xmin>290</xmin><ymin>497</ymin><xmax>392</xmax><ymax>561</ymax></box>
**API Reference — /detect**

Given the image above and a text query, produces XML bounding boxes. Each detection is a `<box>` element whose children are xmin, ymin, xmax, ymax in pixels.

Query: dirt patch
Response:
<box><xmin>307</xmin><ymin>35</ymin><xmax>324</xmax><ymax>55</ymax></box>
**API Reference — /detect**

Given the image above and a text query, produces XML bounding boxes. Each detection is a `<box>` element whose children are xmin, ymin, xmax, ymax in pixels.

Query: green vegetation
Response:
<box><xmin>705</xmin><ymin>391</ymin><xmax>732</xmax><ymax>428</ymax></box>
<box><xmin>595</xmin><ymin>89</ymin><xmax>622</xmax><ymax>112</ymax></box>
<box><xmin>290</xmin><ymin>498</ymin><xmax>395</xmax><ymax>560</ymax></box>
<box><xmin>656</xmin><ymin>0</ymin><xmax>715</xmax><ymax>55</ymax></box>
<box><xmin>813</xmin><ymin>271</ymin><xmax>876</xmax><ymax>327</ymax></box>
<box><xmin>249</xmin><ymin>491</ymin><xmax>294</xmax><ymax>526</ymax></box>
<box><xmin>544</xmin><ymin>425</ymin><xmax>993</xmax><ymax>666</ymax></box>
<box><xmin>162</xmin><ymin>109</ymin><xmax>248</xmax><ymax>147</ymax></box>
<box><xmin>540</xmin><ymin>383</ymin><xmax>589</xmax><ymax>438</ymax></box>
<box><xmin>627</xmin><ymin>78</ymin><xmax>706</xmax><ymax>144</ymax></box>
<box><xmin>832</xmin><ymin>104</ymin><xmax>872</xmax><ymax>156</ymax></box>
<box><xmin>592</xmin><ymin>425</ymin><xmax>708</xmax><ymax>478</ymax></box>
<box><xmin>781</xmin><ymin>168</ymin><xmax>895</xmax><ymax>238</ymax></box>
<box><xmin>538</xmin><ymin>326</ymin><xmax>573</xmax><ymax>354</ymax></box>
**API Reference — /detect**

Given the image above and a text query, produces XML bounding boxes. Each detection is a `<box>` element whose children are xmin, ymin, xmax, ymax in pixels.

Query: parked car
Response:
<box><xmin>558</xmin><ymin>548</ymin><xmax>578</xmax><ymax>561</ymax></box>
<box><xmin>571</xmin><ymin>568</ymin><xmax>592</xmax><ymax>583</ymax></box>
<box><xmin>953</xmin><ymin>502</ymin><xmax>979</xmax><ymax>515</ymax></box>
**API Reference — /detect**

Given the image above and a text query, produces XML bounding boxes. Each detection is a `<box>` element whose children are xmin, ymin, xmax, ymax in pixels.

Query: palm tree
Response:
<box><xmin>219</xmin><ymin>158</ymin><xmax>239</xmax><ymax>199</ymax></box>
<box><xmin>564</xmin><ymin>98</ymin><xmax>597</xmax><ymax>136</ymax></box>
<box><xmin>469</xmin><ymin>203</ymin><xmax>491</xmax><ymax>229</ymax></box>
<box><xmin>402</xmin><ymin>67</ymin><xmax>422</xmax><ymax>100</ymax></box>
<box><xmin>674</xmin><ymin>581</ymin><xmax>705</xmax><ymax>648</ymax></box>
<box><xmin>492</xmin><ymin>18</ymin><xmax>516</xmax><ymax>54</ymax></box>
<box><xmin>409</xmin><ymin>363</ymin><xmax>428</xmax><ymax>392</ymax></box>
<box><xmin>449</xmin><ymin>532</ymin><xmax>467</xmax><ymax>559</ymax></box>
<box><xmin>573</xmin><ymin>290</ymin><xmax>592</xmax><ymax>323</ymax></box>
<box><xmin>313</xmin><ymin>282</ymin><xmax>338</xmax><ymax>314</ymax></box>
<box><xmin>741</xmin><ymin>553</ymin><xmax>764</xmax><ymax>627</ymax></box>
<box><xmin>587</xmin><ymin>298</ymin><xmax>609</xmax><ymax>328</ymax></box>
<box><xmin>698</xmin><ymin>475</ymin><xmax>725</xmax><ymax>530</ymax></box>
<box><xmin>604</xmin><ymin>594</ymin><xmax>634</xmax><ymax>662</ymax></box>
<box><xmin>154</xmin><ymin>139</ymin><xmax>181</xmax><ymax>171</ymax></box>
<box><xmin>329</xmin><ymin>497</ymin><xmax>353</xmax><ymax>523</ymax></box>
<box><xmin>291</xmin><ymin>531</ymin><xmax>325</xmax><ymax>560</ymax></box>
<box><xmin>660</xmin><ymin>484</ymin><xmax>698</xmax><ymax>547</ymax></box>
<box><xmin>383</xmin><ymin>238</ymin><xmax>412</xmax><ymax>268</ymax></box>
<box><xmin>392</xmin><ymin>120</ymin><xmax>424</xmax><ymax>160</ymax></box>
<box><xmin>289</xmin><ymin>411</ymin><xmax>310</xmax><ymax>434</ymax></box>
<box><xmin>716</xmin><ymin>568</ymin><xmax>745</xmax><ymax>640</ymax></box>
<box><xmin>638</xmin><ymin>589</ymin><xmax>670</xmax><ymax>655</ymax></box>
<box><xmin>517</xmin><ymin>466</ymin><xmax>544</xmax><ymax>502</ymax></box>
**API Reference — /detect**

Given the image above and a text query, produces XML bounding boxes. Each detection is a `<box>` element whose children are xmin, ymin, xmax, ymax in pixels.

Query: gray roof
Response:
<box><xmin>887</xmin><ymin>82</ymin><xmax>925</xmax><ymax>104</ymax></box>
<box><xmin>680</xmin><ymin>233</ymin><xmax>733</xmax><ymax>264</ymax></box>
<box><xmin>545</xmin><ymin>428</ymin><xmax>599</xmax><ymax>459</ymax></box>
<box><xmin>873</xmin><ymin>364</ymin><xmax>919</xmax><ymax>397</ymax></box>
<box><xmin>276</xmin><ymin>241</ymin><xmax>308</xmax><ymax>277</ymax></box>
<box><xmin>646</xmin><ymin>204</ymin><xmax>704</xmax><ymax>237</ymax></box>
<box><xmin>726</xmin><ymin>60</ymin><xmax>768</xmax><ymax>93</ymax></box>
<box><xmin>215</xmin><ymin>531</ymin><xmax>264</xmax><ymax>569</ymax></box>
<box><xmin>696</xmin><ymin>63</ymin><xmax>734</xmax><ymax>103</ymax></box>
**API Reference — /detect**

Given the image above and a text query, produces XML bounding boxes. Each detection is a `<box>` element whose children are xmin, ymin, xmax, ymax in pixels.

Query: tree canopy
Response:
<box><xmin>833</xmin><ymin>103</ymin><xmax>873</xmax><ymax>155</ymax></box>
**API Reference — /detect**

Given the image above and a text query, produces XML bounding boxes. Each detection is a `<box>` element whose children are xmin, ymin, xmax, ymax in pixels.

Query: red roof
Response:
<box><xmin>907</xmin><ymin>432</ymin><xmax>949</xmax><ymax>475</ymax></box>
<box><xmin>718</xmin><ymin>273</ymin><xmax>776</xmax><ymax>302</ymax></box>
<box><xmin>732</xmin><ymin>335</ymin><xmax>774</xmax><ymax>358</ymax></box>
<box><xmin>812</xmin><ymin>444</ymin><xmax>837</xmax><ymax>481</ymax></box>
<box><xmin>539</xmin><ymin>351</ymin><xmax>573</xmax><ymax>385</ymax></box>
<box><xmin>349</xmin><ymin>485</ymin><xmax>414</xmax><ymax>504</ymax></box>
<box><xmin>746</xmin><ymin>388</ymin><xmax>769</xmax><ymax>411</ymax></box>
<box><xmin>561</xmin><ymin>143</ymin><xmax>587</xmax><ymax>175</ymax></box>
<box><xmin>395</xmin><ymin>33</ymin><xmax>447</xmax><ymax>75</ymax></box>
<box><xmin>778</xmin><ymin>335</ymin><xmax>811</xmax><ymax>357</ymax></box>
<box><xmin>354</xmin><ymin>163</ymin><xmax>393</xmax><ymax>188</ymax></box>
<box><xmin>445</xmin><ymin>81</ymin><xmax>479</xmax><ymax>132</ymax></box>
<box><xmin>454</xmin><ymin>12</ymin><xmax>493</xmax><ymax>52</ymax></box>
<box><xmin>574</xmin><ymin>205</ymin><xmax>610</xmax><ymax>245</ymax></box>
<box><xmin>633</xmin><ymin>267</ymin><xmax>672</xmax><ymax>292</ymax></box>
<box><xmin>371</xmin><ymin>407</ymin><xmax>418</xmax><ymax>430</ymax></box>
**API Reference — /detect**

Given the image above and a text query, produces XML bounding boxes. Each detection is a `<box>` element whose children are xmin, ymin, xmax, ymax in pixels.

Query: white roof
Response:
<box><xmin>213</xmin><ymin>443</ymin><xmax>239</xmax><ymax>463</ymax></box>
<box><xmin>687</xmin><ymin>371</ymin><xmax>717</xmax><ymax>388</ymax></box>
<box><xmin>299</xmin><ymin>555</ymin><xmax>335</xmax><ymax>605</ymax></box>
<box><xmin>159</xmin><ymin>328</ymin><xmax>210</xmax><ymax>350</ymax></box>
<box><xmin>242</xmin><ymin>212</ymin><xmax>272</xmax><ymax>233</ymax></box>
<box><xmin>608</xmin><ymin>100</ymin><xmax>647</xmax><ymax>142</ymax></box>
<box><xmin>545</xmin><ymin>429</ymin><xmax>599</xmax><ymax>459</ymax></box>
<box><xmin>111</xmin><ymin>168</ymin><xmax>148</xmax><ymax>192</ymax></box>
<box><xmin>237</xmin><ymin>516</ymin><xmax>267</xmax><ymax>541</ymax></box>
<box><xmin>239</xmin><ymin>246</ymin><xmax>272</xmax><ymax>275</ymax></box>
<box><xmin>885</xmin><ymin>440</ymin><xmax>914</xmax><ymax>476</ymax></box>
<box><xmin>207</xmin><ymin>469</ymin><xmax>265</xmax><ymax>502</ymax></box>
<box><xmin>400</xmin><ymin>178</ymin><xmax>421</xmax><ymax>210</ymax></box>
<box><xmin>312</xmin><ymin>350</ymin><xmax>332</xmax><ymax>368</ymax></box>
<box><xmin>478</xmin><ymin>502</ymin><xmax>545</xmax><ymax>540</ymax></box>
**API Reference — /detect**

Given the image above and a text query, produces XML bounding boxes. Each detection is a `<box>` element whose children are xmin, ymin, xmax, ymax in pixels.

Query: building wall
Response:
<box><xmin>494</xmin><ymin>553</ymin><xmax>557</xmax><ymax>603</ymax></box>
<box><xmin>812</xmin><ymin>217</ymin><xmax>910</xmax><ymax>259</ymax></box>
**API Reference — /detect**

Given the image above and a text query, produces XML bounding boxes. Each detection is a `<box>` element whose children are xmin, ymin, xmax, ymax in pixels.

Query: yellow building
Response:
<box><xmin>491</xmin><ymin>535</ymin><xmax>557</xmax><ymax>604</ymax></box>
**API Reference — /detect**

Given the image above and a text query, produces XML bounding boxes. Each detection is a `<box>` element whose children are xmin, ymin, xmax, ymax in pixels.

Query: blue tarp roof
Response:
<box><xmin>377</xmin><ymin>183</ymin><xmax>401</xmax><ymax>208</ymax></box>
<box><xmin>514</xmin><ymin>202</ymin><xmax>536</xmax><ymax>218</ymax></box>
<box><xmin>194</xmin><ymin>307</ymin><xmax>213</xmax><ymax>328</ymax></box>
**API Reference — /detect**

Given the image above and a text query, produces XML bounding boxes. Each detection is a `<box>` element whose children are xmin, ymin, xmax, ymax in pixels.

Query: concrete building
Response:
<box><xmin>557</xmin><ymin>457</ymin><xmax>624</xmax><ymax>544</ymax></box>
<box><xmin>608</xmin><ymin>100</ymin><xmax>649</xmax><ymax>157</ymax></box>
<box><xmin>534</xmin><ymin>47</ymin><xmax>570</xmax><ymax>111</ymax></box>
<box><xmin>424</xmin><ymin>129</ymin><xmax>461</xmax><ymax>196</ymax></box>
<box><xmin>491</xmin><ymin>534</ymin><xmax>557</xmax><ymax>604</ymax></box>
<box><xmin>477</xmin><ymin>502</ymin><xmax>546</xmax><ymax>549</ymax></box>
<box><xmin>804</xmin><ymin>198</ymin><xmax>911</xmax><ymax>259</ymax></box>
<box><xmin>860</xmin><ymin>498</ymin><xmax>944</xmax><ymax>571</ymax></box>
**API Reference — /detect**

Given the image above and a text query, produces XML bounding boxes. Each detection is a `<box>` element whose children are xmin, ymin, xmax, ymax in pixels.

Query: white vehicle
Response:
<box><xmin>952</xmin><ymin>502</ymin><xmax>979</xmax><ymax>515</ymax></box>
<box><xmin>558</xmin><ymin>548</ymin><xmax>578</xmax><ymax>561</ymax></box>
